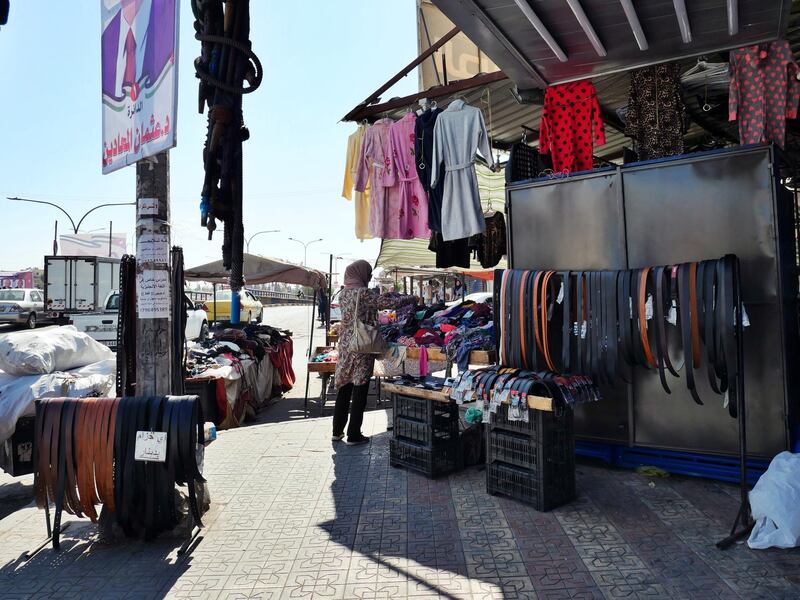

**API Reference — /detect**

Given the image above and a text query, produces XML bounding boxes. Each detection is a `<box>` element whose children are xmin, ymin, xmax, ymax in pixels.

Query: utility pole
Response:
<box><xmin>135</xmin><ymin>153</ymin><xmax>172</xmax><ymax>396</ymax></box>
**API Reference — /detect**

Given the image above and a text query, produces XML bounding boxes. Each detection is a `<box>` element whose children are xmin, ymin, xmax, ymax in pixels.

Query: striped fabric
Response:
<box><xmin>375</xmin><ymin>163</ymin><xmax>507</xmax><ymax>271</ymax></box>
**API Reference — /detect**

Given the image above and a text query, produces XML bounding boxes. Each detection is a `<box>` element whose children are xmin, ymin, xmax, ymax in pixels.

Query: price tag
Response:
<box><xmin>556</xmin><ymin>282</ymin><xmax>564</xmax><ymax>304</ymax></box>
<box><xmin>135</xmin><ymin>431</ymin><xmax>167</xmax><ymax>462</ymax></box>
<box><xmin>667</xmin><ymin>300</ymin><xmax>677</xmax><ymax>326</ymax></box>
<box><xmin>581</xmin><ymin>321</ymin><xmax>588</xmax><ymax>339</ymax></box>
<box><xmin>645</xmin><ymin>294</ymin><xmax>653</xmax><ymax>320</ymax></box>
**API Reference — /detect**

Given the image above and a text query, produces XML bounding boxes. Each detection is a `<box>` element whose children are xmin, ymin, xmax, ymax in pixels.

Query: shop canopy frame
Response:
<box><xmin>342</xmin><ymin>3</ymin><xmax>800</xmax><ymax>166</ymax></box>
<box><xmin>186</xmin><ymin>253</ymin><xmax>328</xmax><ymax>372</ymax></box>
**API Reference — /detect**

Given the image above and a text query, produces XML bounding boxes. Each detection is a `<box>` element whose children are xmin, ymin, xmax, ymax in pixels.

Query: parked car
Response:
<box><xmin>71</xmin><ymin>292</ymin><xmax>210</xmax><ymax>350</ymax></box>
<box><xmin>199</xmin><ymin>289</ymin><xmax>263</xmax><ymax>323</ymax></box>
<box><xmin>0</xmin><ymin>288</ymin><xmax>47</xmax><ymax>328</ymax></box>
<box><xmin>446</xmin><ymin>291</ymin><xmax>493</xmax><ymax>307</ymax></box>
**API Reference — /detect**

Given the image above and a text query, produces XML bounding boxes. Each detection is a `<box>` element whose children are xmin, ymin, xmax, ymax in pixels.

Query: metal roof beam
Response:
<box><xmin>513</xmin><ymin>0</ymin><xmax>568</xmax><ymax>62</ymax></box>
<box><xmin>728</xmin><ymin>0</ymin><xmax>739</xmax><ymax>36</ymax></box>
<box><xmin>673</xmin><ymin>0</ymin><xmax>693</xmax><ymax>44</ymax></box>
<box><xmin>619</xmin><ymin>0</ymin><xmax>649</xmax><ymax>51</ymax></box>
<box><xmin>565</xmin><ymin>0</ymin><xmax>607</xmax><ymax>57</ymax></box>
<box><xmin>343</xmin><ymin>71</ymin><xmax>509</xmax><ymax>122</ymax></box>
<box><xmin>456</xmin><ymin>0</ymin><xmax>548</xmax><ymax>87</ymax></box>
<box><xmin>342</xmin><ymin>26</ymin><xmax>461</xmax><ymax>122</ymax></box>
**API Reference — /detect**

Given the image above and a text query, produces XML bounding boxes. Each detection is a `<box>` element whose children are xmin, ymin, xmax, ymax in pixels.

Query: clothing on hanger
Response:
<box><xmin>429</xmin><ymin>232</ymin><xmax>471</xmax><ymax>269</ymax></box>
<box><xmin>355</xmin><ymin>118</ymin><xmax>411</xmax><ymax>240</ymax></box>
<box><xmin>539</xmin><ymin>81</ymin><xmax>605</xmax><ymax>173</ymax></box>
<box><xmin>625</xmin><ymin>64</ymin><xmax>685</xmax><ymax>160</ymax></box>
<box><xmin>342</xmin><ymin>124</ymin><xmax>373</xmax><ymax>240</ymax></box>
<box><xmin>415</xmin><ymin>106</ymin><xmax>445</xmax><ymax>232</ymax></box>
<box><xmin>729</xmin><ymin>40</ymin><xmax>800</xmax><ymax>149</ymax></box>
<box><xmin>389</xmin><ymin>113</ymin><xmax>430</xmax><ymax>239</ymax></box>
<box><xmin>431</xmin><ymin>99</ymin><xmax>495</xmax><ymax>242</ymax></box>
<box><xmin>468</xmin><ymin>211</ymin><xmax>506</xmax><ymax>269</ymax></box>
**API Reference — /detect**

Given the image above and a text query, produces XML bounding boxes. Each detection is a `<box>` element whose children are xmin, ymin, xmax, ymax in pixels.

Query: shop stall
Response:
<box><xmin>185</xmin><ymin>253</ymin><xmax>327</xmax><ymax>426</ymax></box>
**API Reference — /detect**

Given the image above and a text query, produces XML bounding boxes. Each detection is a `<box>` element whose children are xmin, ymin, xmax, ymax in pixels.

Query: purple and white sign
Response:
<box><xmin>101</xmin><ymin>0</ymin><xmax>179</xmax><ymax>174</ymax></box>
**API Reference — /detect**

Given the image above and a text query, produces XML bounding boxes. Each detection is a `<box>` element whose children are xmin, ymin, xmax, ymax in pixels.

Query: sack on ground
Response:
<box><xmin>747</xmin><ymin>451</ymin><xmax>800</xmax><ymax>549</ymax></box>
<box><xmin>0</xmin><ymin>326</ymin><xmax>114</xmax><ymax>376</ymax></box>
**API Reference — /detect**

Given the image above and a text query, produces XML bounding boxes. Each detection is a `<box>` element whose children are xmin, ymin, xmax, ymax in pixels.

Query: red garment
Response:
<box><xmin>269</xmin><ymin>337</ymin><xmax>296</xmax><ymax>392</ymax></box>
<box><xmin>729</xmin><ymin>40</ymin><xmax>800</xmax><ymax>149</ymax></box>
<box><xmin>539</xmin><ymin>81</ymin><xmax>606</xmax><ymax>173</ymax></box>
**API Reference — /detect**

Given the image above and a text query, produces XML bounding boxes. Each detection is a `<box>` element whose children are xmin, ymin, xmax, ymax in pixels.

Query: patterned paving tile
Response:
<box><xmin>3</xmin><ymin>409</ymin><xmax>800</xmax><ymax>600</ymax></box>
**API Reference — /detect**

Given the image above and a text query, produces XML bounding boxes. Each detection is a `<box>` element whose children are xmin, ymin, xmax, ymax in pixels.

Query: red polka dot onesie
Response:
<box><xmin>539</xmin><ymin>80</ymin><xmax>606</xmax><ymax>173</ymax></box>
<box><xmin>729</xmin><ymin>40</ymin><xmax>800</xmax><ymax>149</ymax></box>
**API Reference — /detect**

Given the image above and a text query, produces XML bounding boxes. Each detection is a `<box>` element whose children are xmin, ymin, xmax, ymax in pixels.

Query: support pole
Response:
<box><xmin>135</xmin><ymin>152</ymin><xmax>172</xmax><ymax>396</ymax></box>
<box><xmin>109</xmin><ymin>220</ymin><xmax>113</xmax><ymax>257</ymax></box>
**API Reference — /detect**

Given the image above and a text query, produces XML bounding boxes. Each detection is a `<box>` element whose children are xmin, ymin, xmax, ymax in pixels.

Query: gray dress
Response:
<box><xmin>431</xmin><ymin>100</ymin><xmax>495</xmax><ymax>241</ymax></box>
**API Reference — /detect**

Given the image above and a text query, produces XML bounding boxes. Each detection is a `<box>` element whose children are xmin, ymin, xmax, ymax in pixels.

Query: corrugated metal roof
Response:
<box><xmin>432</xmin><ymin>0</ymin><xmax>792</xmax><ymax>88</ymax></box>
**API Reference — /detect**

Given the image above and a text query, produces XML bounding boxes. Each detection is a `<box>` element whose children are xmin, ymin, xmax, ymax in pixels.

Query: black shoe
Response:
<box><xmin>331</xmin><ymin>433</ymin><xmax>344</xmax><ymax>442</ymax></box>
<box><xmin>345</xmin><ymin>434</ymin><xmax>370</xmax><ymax>446</ymax></box>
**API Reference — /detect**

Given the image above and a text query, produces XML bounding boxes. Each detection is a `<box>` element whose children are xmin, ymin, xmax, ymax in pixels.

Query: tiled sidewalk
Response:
<box><xmin>0</xmin><ymin>408</ymin><xmax>799</xmax><ymax>599</ymax></box>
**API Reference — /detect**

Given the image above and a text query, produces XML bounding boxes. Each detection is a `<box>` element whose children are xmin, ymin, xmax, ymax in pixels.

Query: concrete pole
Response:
<box><xmin>135</xmin><ymin>152</ymin><xmax>172</xmax><ymax>396</ymax></box>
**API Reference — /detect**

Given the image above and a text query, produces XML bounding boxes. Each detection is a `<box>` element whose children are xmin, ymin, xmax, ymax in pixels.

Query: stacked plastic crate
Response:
<box><xmin>486</xmin><ymin>403</ymin><xmax>575</xmax><ymax>511</ymax></box>
<box><xmin>389</xmin><ymin>393</ymin><xmax>461</xmax><ymax>478</ymax></box>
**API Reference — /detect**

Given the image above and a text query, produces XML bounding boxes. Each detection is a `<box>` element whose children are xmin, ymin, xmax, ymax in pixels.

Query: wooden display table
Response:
<box><xmin>403</xmin><ymin>347</ymin><xmax>495</xmax><ymax>365</ymax></box>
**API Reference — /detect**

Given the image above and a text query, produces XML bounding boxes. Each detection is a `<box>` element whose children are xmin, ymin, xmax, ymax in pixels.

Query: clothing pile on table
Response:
<box><xmin>185</xmin><ymin>325</ymin><xmax>294</xmax><ymax>428</ymax></box>
<box><xmin>311</xmin><ymin>348</ymin><xmax>338</xmax><ymax>363</ymax></box>
<box><xmin>343</xmin><ymin>101</ymin><xmax>505</xmax><ymax>268</ymax></box>
<box><xmin>376</xmin><ymin>297</ymin><xmax>494</xmax><ymax>376</ymax></box>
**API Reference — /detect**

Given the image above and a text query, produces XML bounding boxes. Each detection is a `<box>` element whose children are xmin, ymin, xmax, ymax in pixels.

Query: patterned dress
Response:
<box><xmin>729</xmin><ymin>41</ymin><xmax>800</xmax><ymax>149</ymax></box>
<box><xmin>625</xmin><ymin>64</ymin><xmax>685</xmax><ymax>160</ymax></box>
<box><xmin>390</xmin><ymin>113</ymin><xmax>430</xmax><ymax>239</ymax></box>
<box><xmin>334</xmin><ymin>288</ymin><xmax>379</xmax><ymax>388</ymax></box>
<box><xmin>539</xmin><ymin>81</ymin><xmax>606</xmax><ymax>173</ymax></box>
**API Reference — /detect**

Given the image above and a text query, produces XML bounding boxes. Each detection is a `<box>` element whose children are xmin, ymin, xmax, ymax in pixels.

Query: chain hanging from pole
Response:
<box><xmin>193</xmin><ymin>0</ymin><xmax>262</xmax><ymax>317</ymax></box>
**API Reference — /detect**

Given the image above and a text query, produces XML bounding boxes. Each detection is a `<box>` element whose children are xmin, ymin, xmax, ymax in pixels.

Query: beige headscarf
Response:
<box><xmin>343</xmin><ymin>260</ymin><xmax>372</xmax><ymax>289</ymax></box>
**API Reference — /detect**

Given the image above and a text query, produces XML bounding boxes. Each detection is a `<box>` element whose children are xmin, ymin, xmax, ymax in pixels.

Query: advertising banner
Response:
<box><xmin>101</xmin><ymin>0</ymin><xmax>179</xmax><ymax>174</ymax></box>
<box><xmin>60</xmin><ymin>233</ymin><xmax>128</xmax><ymax>258</ymax></box>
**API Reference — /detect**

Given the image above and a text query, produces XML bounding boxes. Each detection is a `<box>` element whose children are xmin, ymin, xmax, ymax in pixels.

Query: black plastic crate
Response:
<box><xmin>394</xmin><ymin>415</ymin><xmax>458</xmax><ymax>447</ymax></box>
<box><xmin>394</xmin><ymin>394</ymin><xmax>429</xmax><ymax>421</ymax></box>
<box><xmin>390</xmin><ymin>438</ymin><xmax>460</xmax><ymax>478</ymax></box>
<box><xmin>488</xmin><ymin>429</ymin><xmax>538</xmax><ymax>469</ymax></box>
<box><xmin>490</xmin><ymin>403</ymin><xmax>572</xmax><ymax>437</ymax></box>
<box><xmin>487</xmin><ymin>460</ymin><xmax>575</xmax><ymax>511</ymax></box>
<box><xmin>393</xmin><ymin>393</ymin><xmax>458</xmax><ymax>423</ymax></box>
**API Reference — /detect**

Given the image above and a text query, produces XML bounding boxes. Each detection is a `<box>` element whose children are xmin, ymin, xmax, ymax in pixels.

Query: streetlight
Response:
<box><xmin>7</xmin><ymin>196</ymin><xmax>135</xmax><ymax>256</ymax></box>
<box><xmin>288</xmin><ymin>237</ymin><xmax>323</xmax><ymax>266</ymax></box>
<box><xmin>245</xmin><ymin>229</ymin><xmax>280</xmax><ymax>253</ymax></box>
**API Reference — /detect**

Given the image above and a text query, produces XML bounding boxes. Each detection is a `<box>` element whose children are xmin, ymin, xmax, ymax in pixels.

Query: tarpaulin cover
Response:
<box><xmin>185</xmin><ymin>253</ymin><xmax>327</xmax><ymax>290</ymax></box>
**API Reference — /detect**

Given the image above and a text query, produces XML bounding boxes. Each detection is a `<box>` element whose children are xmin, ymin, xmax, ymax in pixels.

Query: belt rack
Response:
<box><xmin>493</xmin><ymin>257</ymin><xmax>752</xmax><ymax>548</ymax></box>
<box><xmin>26</xmin><ymin>396</ymin><xmax>208</xmax><ymax>559</ymax></box>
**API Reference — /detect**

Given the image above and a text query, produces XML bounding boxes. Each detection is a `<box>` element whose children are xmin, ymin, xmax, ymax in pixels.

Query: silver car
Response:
<box><xmin>0</xmin><ymin>288</ymin><xmax>45</xmax><ymax>328</ymax></box>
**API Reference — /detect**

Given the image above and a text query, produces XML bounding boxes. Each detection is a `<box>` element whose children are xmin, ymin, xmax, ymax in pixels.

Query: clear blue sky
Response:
<box><xmin>0</xmin><ymin>1</ymin><xmax>420</xmax><ymax>274</ymax></box>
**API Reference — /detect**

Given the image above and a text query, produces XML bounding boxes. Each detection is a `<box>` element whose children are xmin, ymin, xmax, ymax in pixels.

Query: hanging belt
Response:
<box><xmin>562</xmin><ymin>271</ymin><xmax>572</xmax><ymax>373</ymax></box>
<box><xmin>678</xmin><ymin>262</ymin><xmax>703</xmax><ymax>405</ymax></box>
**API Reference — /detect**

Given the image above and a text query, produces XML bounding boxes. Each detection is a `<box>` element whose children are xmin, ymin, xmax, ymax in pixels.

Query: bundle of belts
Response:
<box><xmin>449</xmin><ymin>366</ymin><xmax>600</xmax><ymax>414</ymax></box>
<box><xmin>34</xmin><ymin>396</ymin><xmax>205</xmax><ymax>548</ymax></box>
<box><xmin>172</xmin><ymin>247</ymin><xmax>187</xmax><ymax>395</ymax></box>
<box><xmin>193</xmin><ymin>0</ymin><xmax>262</xmax><ymax>299</ymax></box>
<box><xmin>116</xmin><ymin>255</ymin><xmax>137</xmax><ymax>397</ymax></box>
<box><xmin>493</xmin><ymin>255</ymin><xmax>743</xmax><ymax>418</ymax></box>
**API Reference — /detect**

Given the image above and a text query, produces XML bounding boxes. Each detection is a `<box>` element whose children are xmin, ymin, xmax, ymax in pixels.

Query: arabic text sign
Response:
<box><xmin>101</xmin><ymin>0</ymin><xmax>179</xmax><ymax>174</ymax></box>
<box><xmin>134</xmin><ymin>431</ymin><xmax>167</xmax><ymax>462</ymax></box>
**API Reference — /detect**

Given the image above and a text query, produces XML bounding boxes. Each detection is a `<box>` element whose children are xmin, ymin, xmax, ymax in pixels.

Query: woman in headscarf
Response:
<box><xmin>332</xmin><ymin>259</ymin><xmax>378</xmax><ymax>445</ymax></box>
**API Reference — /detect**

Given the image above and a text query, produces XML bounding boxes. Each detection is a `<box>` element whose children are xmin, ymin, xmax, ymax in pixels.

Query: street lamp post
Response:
<box><xmin>288</xmin><ymin>237</ymin><xmax>323</xmax><ymax>266</ymax></box>
<box><xmin>7</xmin><ymin>197</ymin><xmax>135</xmax><ymax>255</ymax></box>
<box><xmin>245</xmin><ymin>229</ymin><xmax>280</xmax><ymax>253</ymax></box>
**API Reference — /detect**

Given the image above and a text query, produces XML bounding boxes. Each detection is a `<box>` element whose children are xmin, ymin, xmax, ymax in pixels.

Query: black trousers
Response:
<box><xmin>333</xmin><ymin>382</ymin><xmax>369</xmax><ymax>437</ymax></box>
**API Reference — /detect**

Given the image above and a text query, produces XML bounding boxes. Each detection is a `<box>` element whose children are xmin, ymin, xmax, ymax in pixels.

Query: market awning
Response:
<box><xmin>431</xmin><ymin>0</ymin><xmax>792</xmax><ymax>89</ymax></box>
<box><xmin>185</xmin><ymin>253</ymin><xmax>327</xmax><ymax>290</ymax></box>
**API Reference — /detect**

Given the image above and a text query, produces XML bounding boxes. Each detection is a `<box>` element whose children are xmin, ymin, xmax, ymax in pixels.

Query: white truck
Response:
<box><xmin>44</xmin><ymin>256</ymin><xmax>121</xmax><ymax>324</ymax></box>
<box><xmin>71</xmin><ymin>291</ymin><xmax>210</xmax><ymax>350</ymax></box>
